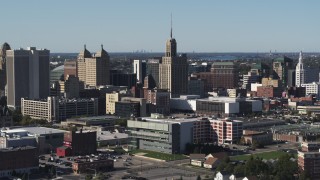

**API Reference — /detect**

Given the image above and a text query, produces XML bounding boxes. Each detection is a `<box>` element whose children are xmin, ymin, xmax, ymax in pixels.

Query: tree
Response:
<box><xmin>233</xmin><ymin>164</ymin><xmax>245</xmax><ymax>176</ymax></box>
<box><xmin>85</xmin><ymin>174</ymin><xmax>93</xmax><ymax>180</ymax></box>
<box><xmin>273</xmin><ymin>154</ymin><xmax>298</xmax><ymax>180</ymax></box>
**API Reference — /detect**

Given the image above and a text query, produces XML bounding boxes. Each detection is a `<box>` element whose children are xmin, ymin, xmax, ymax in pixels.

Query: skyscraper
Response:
<box><xmin>159</xmin><ymin>19</ymin><xmax>188</xmax><ymax>97</ymax></box>
<box><xmin>77</xmin><ymin>45</ymin><xmax>110</xmax><ymax>87</ymax></box>
<box><xmin>6</xmin><ymin>47</ymin><xmax>50</xmax><ymax>108</ymax></box>
<box><xmin>0</xmin><ymin>43</ymin><xmax>11</xmax><ymax>96</ymax></box>
<box><xmin>133</xmin><ymin>59</ymin><xmax>146</xmax><ymax>83</ymax></box>
<box><xmin>296</xmin><ymin>51</ymin><xmax>306</xmax><ymax>87</ymax></box>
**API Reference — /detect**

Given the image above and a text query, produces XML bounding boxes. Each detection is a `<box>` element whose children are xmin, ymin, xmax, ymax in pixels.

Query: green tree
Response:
<box><xmin>93</xmin><ymin>173</ymin><xmax>105</xmax><ymax>180</ymax></box>
<box><xmin>20</xmin><ymin>115</ymin><xmax>32</xmax><ymax>125</ymax></box>
<box><xmin>233</xmin><ymin>164</ymin><xmax>245</xmax><ymax>176</ymax></box>
<box><xmin>273</xmin><ymin>154</ymin><xmax>298</xmax><ymax>180</ymax></box>
<box><xmin>12</xmin><ymin>109</ymin><xmax>22</xmax><ymax>125</ymax></box>
<box><xmin>85</xmin><ymin>174</ymin><xmax>93</xmax><ymax>180</ymax></box>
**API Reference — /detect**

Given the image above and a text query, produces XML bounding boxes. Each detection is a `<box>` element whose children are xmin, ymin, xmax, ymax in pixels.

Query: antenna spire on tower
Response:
<box><xmin>84</xmin><ymin>44</ymin><xmax>86</xmax><ymax>50</ymax></box>
<box><xmin>170</xmin><ymin>13</ymin><xmax>173</xmax><ymax>39</ymax></box>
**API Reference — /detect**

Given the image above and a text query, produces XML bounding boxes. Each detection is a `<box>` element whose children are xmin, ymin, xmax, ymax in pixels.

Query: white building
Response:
<box><xmin>133</xmin><ymin>59</ymin><xmax>146</xmax><ymax>83</ymax></box>
<box><xmin>296</xmin><ymin>51</ymin><xmax>306</xmax><ymax>87</ymax></box>
<box><xmin>242</xmin><ymin>72</ymin><xmax>260</xmax><ymax>90</ymax></box>
<box><xmin>301</xmin><ymin>82</ymin><xmax>320</xmax><ymax>98</ymax></box>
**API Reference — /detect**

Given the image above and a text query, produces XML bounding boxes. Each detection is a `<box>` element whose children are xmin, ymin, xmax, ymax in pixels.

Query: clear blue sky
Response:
<box><xmin>1</xmin><ymin>0</ymin><xmax>320</xmax><ymax>53</ymax></box>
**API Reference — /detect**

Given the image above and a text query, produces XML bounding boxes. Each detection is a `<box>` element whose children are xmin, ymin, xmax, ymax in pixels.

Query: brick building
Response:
<box><xmin>257</xmin><ymin>86</ymin><xmax>282</xmax><ymax>98</ymax></box>
<box><xmin>0</xmin><ymin>146</ymin><xmax>38</xmax><ymax>177</ymax></box>
<box><xmin>210</xmin><ymin>119</ymin><xmax>243</xmax><ymax>145</ymax></box>
<box><xmin>57</xmin><ymin>130</ymin><xmax>97</xmax><ymax>157</ymax></box>
<box><xmin>298</xmin><ymin>151</ymin><xmax>320</xmax><ymax>179</ymax></box>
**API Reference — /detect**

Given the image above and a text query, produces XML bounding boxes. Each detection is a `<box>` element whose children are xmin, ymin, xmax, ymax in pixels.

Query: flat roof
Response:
<box><xmin>1</xmin><ymin>129</ymin><xmax>28</xmax><ymax>133</ymax></box>
<box><xmin>18</xmin><ymin>127</ymin><xmax>67</xmax><ymax>135</ymax></box>
<box><xmin>68</xmin><ymin>115</ymin><xmax>118</xmax><ymax>122</ymax></box>
<box><xmin>97</xmin><ymin>131</ymin><xmax>128</xmax><ymax>141</ymax></box>
<box><xmin>139</xmin><ymin>117</ymin><xmax>199</xmax><ymax>124</ymax></box>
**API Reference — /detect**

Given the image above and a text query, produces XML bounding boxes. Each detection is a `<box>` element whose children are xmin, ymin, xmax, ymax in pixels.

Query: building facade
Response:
<box><xmin>21</xmin><ymin>97</ymin><xmax>98</xmax><ymax>122</ymax></box>
<box><xmin>210</xmin><ymin>119</ymin><xmax>243</xmax><ymax>145</ymax></box>
<box><xmin>77</xmin><ymin>45</ymin><xmax>110</xmax><ymax>87</ymax></box>
<box><xmin>301</xmin><ymin>82</ymin><xmax>320</xmax><ymax>98</ymax></box>
<box><xmin>127</xmin><ymin>115</ymin><xmax>195</xmax><ymax>154</ymax></box>
<box><xmin>133</xmin><ymin>59</ymin><xmax>146</xmax><ymax>83</ymax></box>
<box><xmin>296</xmin><ymin>51</ymin><xmax>306</xmax><ymax>87</ymax></box>
<box><xmin>58</xmin><ymin>130</ymin><xmax>97</xmax><ymax>156</ymax></box>
<box><xmin>159</xmin><ymin>30</ymin><xmax>188</xmax><ymax>98</ymax></box>
<box><xmin>272</xmin><ymin>56</ymin><xmax>293</xmax><ymax>87</ymax></box>
<box><xmin>0</xmin><ymin>146</ymin><xmax>38</xmax><ymax>178</ymax></box>
<box><xmin>6</xmin><ymin>47</ymin><xmax>50</xmax><ymax>108</ymax></box>
<box><xmin>0</xmin><ymin>43</ymin><xmax>11</xmax><ymax>96</ymax></box>
<box><xmin>64</xmin><ymin>60</ymin><xmax>77</xmax><ymax>80</ymax></box>
<box><xmin>298</xmin><ymin>151</ymin><xmax>320</xmax><ymax>179</ymax></box>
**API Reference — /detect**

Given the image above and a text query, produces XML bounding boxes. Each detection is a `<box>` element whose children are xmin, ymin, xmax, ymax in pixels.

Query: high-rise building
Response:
<box><xmin>146</xmin><ymin>58</ymin><xmax>161</xmax><ymax>87</ymax></box>
<box><xmin>296</xmin><ymin>51</ymin><xmax>306</xmax><ymax>87</ymax></box>
<box><xmin>159</xmin><ymin>24</ymin><xmax>188</xmax><ymax>97</ymax></box>
<box><xmin>77</xmin><ymin>45</ymin><xmax>110</xmax><ymax>87</ymax></box>
<box><xmin>133</xmin><ymin>59</ymin><xmax>146</xmax><ymax>83</ymax></box>
<box><xmin>64</xmin><ymin>60</ymin><xmax>77</xmax><ymax>80</ymax></box>
<box><xmin>6</xmin><ymin>47</ymin><xmax>50</xmax><ymax>108</ymax></box>
<box><xmin>272</xmin><ymin>56</ymin><xmax>293</xmax><ymax>87</ymax></box>
<box><xmin>0</xmin><ymin>43</ymin><xmax>11</xmax><ymax>96</ymax></box>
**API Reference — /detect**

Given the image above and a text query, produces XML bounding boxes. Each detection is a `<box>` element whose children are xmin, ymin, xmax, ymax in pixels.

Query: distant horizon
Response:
<box><xmin>2</xmin><ymin>1</ymin><xmax>320</xmax><ymax>52</ymax></box>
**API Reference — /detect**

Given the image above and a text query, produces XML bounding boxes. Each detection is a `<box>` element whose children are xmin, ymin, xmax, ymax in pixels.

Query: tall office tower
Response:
<box><xmin>0</xmin><ymin>43</ymin><xmax>11</xmax><ymax>96</ymax></box>
<box><xmin>64</xmin><ymin>60</ymin><xmax>77</xmax><ymax>80</ymax></box>
<box><xmin>133</xmin><ymin>59</ymin><xmax>146</xmax><ymax>83</ymax></box>
<box><xmin>273</xmin><ymin>56</ymin><xmax>293</xmax><ymax>87</ymax></box>
<box><xmin>295</xmin><ymin>51</ymin><xmax>306</xmax><ymax>87</ymax></box>
<box><xmin>77</xmin><ymin>45</ymin><xmax>110</xmax><ymax>87</ymax></box>
<box><xmin>146</xmin><ymin>58</ymin><xmax>161</xmax><ymax>87</ymax></box>
<box><xmin>6</xmin><ymin>47</ymin><xmax>50</xmax><ymax>108</ymax></box>
<box><xmin>159</xmin><ymin>21</ymin><xmax>188</xmax><ymax>97</ymax></box>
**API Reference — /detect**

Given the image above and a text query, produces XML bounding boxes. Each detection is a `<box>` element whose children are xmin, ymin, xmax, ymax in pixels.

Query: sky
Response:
<box><xmin>1</xmin><ymin>0</ymin><xmax>320</xmax><ymax>53</ymax></box>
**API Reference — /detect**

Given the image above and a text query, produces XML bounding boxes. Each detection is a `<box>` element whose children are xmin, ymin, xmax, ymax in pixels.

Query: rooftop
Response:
<box><xmin>18</xmin><ymin>127</ymin><xmax>66</xmax><ymax>135</ymax></box>
<box><xmin>97</xmin><ymin>131</ymin><xmax>128</xmax><ymax>141</ymax></box>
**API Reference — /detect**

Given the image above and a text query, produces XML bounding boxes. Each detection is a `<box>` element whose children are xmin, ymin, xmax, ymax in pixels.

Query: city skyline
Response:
<box><xmin>1</xmin><ymin>1</ymin><xmax>320</xmax><ymax>53</ymax></box>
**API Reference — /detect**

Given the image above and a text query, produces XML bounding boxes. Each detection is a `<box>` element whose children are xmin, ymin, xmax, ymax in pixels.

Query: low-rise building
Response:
<box><xmin>171</xmin><ymin>96</ymin><xmax>262</xmax><ymax>117</ymax></box>
<box><xmin>61</xmin><ymin>115</ymin><xmax>117</xmax><ymax>130</ymax></box>
<box><xmin>256</xmin><ymin>86</ymin><xmax>282</xmax><ymax>98</ymax></box>
<box><xmin>0</xmin><ymin>146</ymin><xmax>38</xmax><ymax>178</ymax></box>
<box><xmin>204</xmin><ymin>157</ymin><xmax>220</xmax><ymax>169</ymax></box>
<box><xmin>72</xmin><ymin>158</ymin><xmax>114</xmax><ymax>174</ymax></box>
<box><xmin>242</xmin><ymin>130</ymin><xmax>273</xmax><ymax>145</ymax></box>
<box><xmin>301</xmin><ymin>141</ymin><xmax>320</xmax><ymax>152</ymax></box>
<box><xmin>210</xmin><ymin>118</ymin><xmax>243</xmax><ymax>145</ymax></box>
<box><xmin>0</xmin><ymin>127</ymin><xmax>66</xmax><ymax>154</ymax></box>
<box><xmin>298</xmin><ymin>150</ymin><xmax>320</xmax><ymax>179</ymax></box>
<box><xmin>56</xmin><ymin>130</ymin><xmax>97</xmax><ymax>157</ymax></box>
<box><xmin>127</xmin><ymin>114</ymin><xmax>195</xmax><ymax>154</ymax></box>
<box><xmin>297</xmin><ymin>105</ymin><xmax>320</xmax><ymax>115</ymax></box>
<box><xmin>190</xmin><ymin>154</ymin><xmax>206</xmax><ymax>167</ymax></box>
<box><xmin>115</xmin><ymin>97</ymin><xmax>146</xmax><ymax>118</ymax></box>
<box><xmin>21</xmin><ymin>97</ymin><xmax>98</xmax><ymax>122</ymax></box>
<box><xmin>301</xmin><ymin>82</ymin><xmax>320</xmax><ymax>98</ymax></box>
<box><xmin>97</xmin><ymin>131</ymin><xmax>128</xmax><ymax>147</ymax></box>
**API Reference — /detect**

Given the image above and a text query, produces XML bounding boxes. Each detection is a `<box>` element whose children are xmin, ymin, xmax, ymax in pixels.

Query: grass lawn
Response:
<box><xmin>130</xmin><ymin>149</ymin><xmax>188</xmax><ymax>161</ymax></box>
<box><xmin>231</xmin><ymin>151</ymin><xmax>291</xmax><ymax>161</ymax></box>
